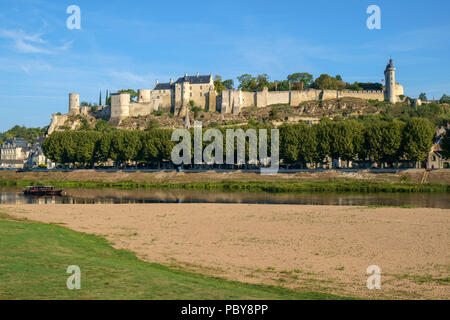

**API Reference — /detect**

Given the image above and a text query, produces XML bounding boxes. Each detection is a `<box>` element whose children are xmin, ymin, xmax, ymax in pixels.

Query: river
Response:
<box><xmin>0</xmin><ymin>187</ymin><xmax>449</xmax><ymax>208</ymax></box>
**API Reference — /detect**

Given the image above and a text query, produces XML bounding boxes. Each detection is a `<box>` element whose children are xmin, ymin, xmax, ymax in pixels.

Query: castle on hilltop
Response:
<box><xmin>48</xmin><ymin>59</ymin><xmax>404</xmax><ymax>133</ymax></box>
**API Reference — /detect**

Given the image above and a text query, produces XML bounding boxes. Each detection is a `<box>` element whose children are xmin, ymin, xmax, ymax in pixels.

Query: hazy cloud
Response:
<box><xmin>0</xmin><ymin>29</ymin><xmax>72</xmax><ymax>54</ymax></box>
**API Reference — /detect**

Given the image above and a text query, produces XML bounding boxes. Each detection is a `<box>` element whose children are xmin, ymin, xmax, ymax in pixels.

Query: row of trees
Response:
<box><xmin>42</xmin><ymin>118</ymin><xmax>437</xmax><ymax>168</ymax></box>
<box><xmin>279</xmin><ymin>118</ymin><xmax>435</xmax><ymax>168</ymax></box>
<box><xmin>231</xmin><ymin>73</ymin><xmax>383</xmax><ymax>93</ymax></box>
<box><xmin>42</xmin><ymin>129</ymin><xmax>173</xmax><ymax>168</ymax></box>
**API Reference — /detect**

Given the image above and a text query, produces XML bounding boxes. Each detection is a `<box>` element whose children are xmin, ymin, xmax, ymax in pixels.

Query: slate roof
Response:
<box><xmin>154</xmin><ymin>74</ymin><xmax>212</xmax><ymax>90</ymax></box>
<box><xmin>2</xmin><ymin>138</ymin><xmax>29</xmax><ymax>148</ymax></box>
<box><xmin>175</xmin><ymin>75</ymin><xmax>211</xmax><ymax>84</ymax></box>
<box><xmin>154</xmin><ymin>83</ymin><xmax>173</xmax><ymax>90</ymax></box>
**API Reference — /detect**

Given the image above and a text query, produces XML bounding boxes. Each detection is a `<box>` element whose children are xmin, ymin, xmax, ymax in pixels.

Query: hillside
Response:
<box><xmin>51</xmin><ymin>98</ymin><xmax>450</xmax><ymax>131</ymax></box>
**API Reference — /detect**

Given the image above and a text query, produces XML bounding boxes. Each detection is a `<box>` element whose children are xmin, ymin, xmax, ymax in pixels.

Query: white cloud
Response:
<box><xmin>0</xmin><ymin>29</ymin><xmax>72</xmax><ymax>54</ymax></box>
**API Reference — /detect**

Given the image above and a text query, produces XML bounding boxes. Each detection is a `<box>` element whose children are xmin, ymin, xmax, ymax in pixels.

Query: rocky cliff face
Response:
<box><xmin>116</xmin><ymin>97</ymin><xmax>383</xmax><ymax>129</ymax></box>
<box><xmin>54</xmin><ymin>97</ymin><xmax>384</xmax><ymax>131</ymax></box>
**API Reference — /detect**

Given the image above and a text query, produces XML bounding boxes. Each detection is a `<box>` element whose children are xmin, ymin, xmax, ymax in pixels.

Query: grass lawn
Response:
<box><xmin>0</xmin><ymin>214</ymin><xmax>349</xmax><ymax>300</ymax></box>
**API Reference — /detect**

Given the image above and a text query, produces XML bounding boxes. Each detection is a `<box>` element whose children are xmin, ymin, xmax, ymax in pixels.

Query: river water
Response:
<box><xmin>0</xmin><ymin>187</ymin><xmax>449</xmax><ymax>208</ymax></box>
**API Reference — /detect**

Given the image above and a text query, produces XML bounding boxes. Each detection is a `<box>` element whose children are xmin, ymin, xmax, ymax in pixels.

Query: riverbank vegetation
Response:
<box><xmin>1</xmin><ymin>178</ymin><xmax>448</xmax><ymax>193</ymax></box>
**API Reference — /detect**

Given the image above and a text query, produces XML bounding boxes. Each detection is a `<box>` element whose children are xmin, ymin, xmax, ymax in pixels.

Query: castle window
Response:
<box><xmin>200</xmin><ymin>86</ymin><xmax>202</xmax><ymax>90</ymax></box>
<box><xmin>190</xmin><ymin>93</ymin><xmax>192</xmax><ymax>97</ymax></box>
<box><xmin>190</xmin><ymin>86</ymin><xmax>192</xmax><ymax>90</ymax></box>
<box><xmin>200</xmin><ymin>92</ymin><xmax>202</xmax><ymax>96</ymax></box>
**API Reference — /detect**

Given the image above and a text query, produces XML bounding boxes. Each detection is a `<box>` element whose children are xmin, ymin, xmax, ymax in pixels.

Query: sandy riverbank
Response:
<box><xmin>1</xmin><ymin>168</ymin><xmax>450</xmax><ymax>185</ymax></box>
<box><xmin>1</xmin><ymin>203</ymin><xmax>448</xmax><ymax>299</ymax></box>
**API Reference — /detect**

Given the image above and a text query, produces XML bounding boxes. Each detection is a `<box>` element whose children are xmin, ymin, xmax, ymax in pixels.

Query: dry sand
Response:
<box><xmin>1</xmin><ymin>203</ymin><xmax>449</xmax><ymax>299</ymax></box>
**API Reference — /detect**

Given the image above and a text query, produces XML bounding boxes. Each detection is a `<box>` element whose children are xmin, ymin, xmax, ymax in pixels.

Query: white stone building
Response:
<box><xmin>0</xmin><ymin>138</ymin><xmax>31</xmax><ymax>169</ymax></box>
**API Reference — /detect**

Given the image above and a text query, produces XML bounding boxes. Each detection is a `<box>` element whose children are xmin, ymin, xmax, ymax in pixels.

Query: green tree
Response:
<box><xmin>1</xmin><ymin>125</ymin><xmax>46</xmax><ymax>143</ymax></box>
<box><xmin>109</xmin><ymin>130</ymin><xmax>142</xmax><ymax>166</ymax></box>
<box><xmin>402</xmin><ymin>118</ymin><xmax>435</xmax><ymax>167</ymax></box>
<box><xmin>346</xmin><ymin>82</ymin><xmax>362</xmax><ymax>91</ymax></box>
<box><xmin>213</xmin><ymin>75</ymin><xmax>225</xmax><ymax>94</ymax></box>
<box><xmin>106</xmin><ymin>89</ymin><xmax>111</xmax><ymax>105</ymax></box>
<box><xmin>357</xmin><ymin>82</ymin><xmax>383</xmax><ymax>91</ymax></box>
<box><xmin>79</xmin><ymin>119</ymin><xmax>91</xmax><ymax>130</ymax></box>
<box><xmin>42</xmin><ymin>132</ymin><xmax>65</xmax><ymax>164</ymax></box>
<box><xmin>329</xmin><ymin>121</ymin><xmax>363</xmax><ymax>165</ymax></box>
<box><xmin>223</xmin><ymin>79</ymin><xmax>234</xmax><ymax>89</ymax></box>
<box><xmin>418</xmin><ymin>93</ymin><xmax>427</xmax><ymax>101</ymax></box>
<box><xmin>139</xmin><ymin>129</ymin><xmax>174</xmax><ymax>168</ymax></box>
<box><xmin>237</xmin><ymin>74</ymin><xmax>257</xmax><ymax>91</ymax></box>
<box><xmin>440</xmin><ymin>94</ymin><xmax>450</xmax><ymax>104</ymax></box>
<box><xmin>96</xmin><ymin>131</ymin><xmax>113</xmax><ymax>163</ymax></box>
<box><xmin>118</xmin><ymin>89</ymin><xmax>138</xmax><ymax>102</ymax></box>
<box><xmin>279</xmin><ymin>123</ymin><xmax>318</xmax><ymax>168</ymax></box>
<box><xmin>42</xmin><ymin>131</ymin><xmax>78</xmax><ymax>166</ymax></box>
<box><xmin>214</xmin><ymin>75</ymin><xmax>234</xmax><ymax>94</ymax></box>
<box><xmin>256</xmin><ymin>74</ymin><xmax>270</xmax><ymax>90</ymax></box>
<box><xmin>280</xmin><ymin>124</ymin><xmax>300</xmax><ymax>166</ymax></box>
<box><xmin>73</xmin><ymin>131</ymin><xmax>101</xmax><ymax>167</ymax></box>
<box><xmin>287</xmin><ymin>73</ymin><xmax>313</xmax><ymax>89</ymax></box>
<box><xmin>296</xmin><ymin>123</ymin><xmax>318</xmax><ymax>167</ymax></box>
<box><xmin>95</xmin><ymin>120</ymin><xmax>112</xmax><ymax>132</ymax></box>
<box><xmin>313</xmin><ymin>119</ymin><xmax>333</xmax><ymax>165</ymax></box>
<box><xmin>363</xmin><ymin>121</ymin><xmax>404</xmax><ymax>167</ymax></box>
<box><xmin>99</xmin><ymin>90</ymin><xmax>102</xmax><ymax>106</ymax></box>
<box><xmin>313</xmin><ymin>74</ymin><xmax>338</xmax><ymax>90</ymax></box>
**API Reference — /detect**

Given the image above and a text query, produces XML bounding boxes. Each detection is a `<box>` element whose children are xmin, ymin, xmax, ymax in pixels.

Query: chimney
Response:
<box><xmin>185</xmin><ymin>72</ymin><xmax>188</xmax><ymax>79</ymax></box>
<box><xmin>196</xmin><ymin>72</ymin><xmax>199</xmax><ymax>77</ymax></box>
<box><xmin>170</xmin><ymin>78</ymin><xmax>173</xmax><ymax>84</ymax></box>
<box><xmin>156</xmin><ymin>79</ymin><xmax>159</xmax><ymax>85</ymax></box>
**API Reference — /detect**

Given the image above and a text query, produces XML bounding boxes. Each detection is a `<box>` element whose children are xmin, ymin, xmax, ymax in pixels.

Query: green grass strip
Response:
<box><xmin>0</xmin><ymin>179</ymin><xmax>448</xmax><ymax>193</ymax></box>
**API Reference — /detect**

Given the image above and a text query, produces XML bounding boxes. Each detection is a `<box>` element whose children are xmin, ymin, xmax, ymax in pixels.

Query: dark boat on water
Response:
<box><xmin>23</xmin><ymin>186</ymin><xmax>63</xmax><ymax>196</ymax></box>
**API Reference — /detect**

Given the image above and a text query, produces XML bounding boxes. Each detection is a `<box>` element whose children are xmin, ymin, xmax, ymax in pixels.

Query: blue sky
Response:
<box><xmin>0</xmin><ymin>0</ymin><xmax>449</xmax><ymax>131</ymax></box>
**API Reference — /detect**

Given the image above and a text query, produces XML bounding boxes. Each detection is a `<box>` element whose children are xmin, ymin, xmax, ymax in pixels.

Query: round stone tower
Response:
<box><xmin>110</xmin><ymin>92</ymin><xmax>130</xmax><ymax>121</ymax></box>
<box><xmin>69</xmin><ymin>93</ymin><xmax>80</xmax><ymax>114</ymax></box>
<box><xmin>138</xmin><ymin>89</ymin><xmax>151</xmax><ymax>103</ymax></box>
<box><xmin>384</xmin><ymin>59</ymin><xmax>396</xmax><ymax>104</ymax></box>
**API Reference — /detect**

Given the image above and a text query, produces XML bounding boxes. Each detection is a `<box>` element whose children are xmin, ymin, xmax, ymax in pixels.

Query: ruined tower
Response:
<box><xmin>69</xmin><ymin>93</ymin><xmax>80</xmax><ymax>114</ymax></box>
<box><xmin>110</xmin><ymin>92</ymin><xmax>130</xmax><ymax>123</ymax></box>
<box><xmin>137</xmin><ymin>89</ymin><xmax>151</xmax><ymax>103</ymax></box>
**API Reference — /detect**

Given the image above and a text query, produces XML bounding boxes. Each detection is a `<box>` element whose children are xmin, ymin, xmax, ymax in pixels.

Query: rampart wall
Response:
<box><xmin>220</xmin><ymin>88</ymin><xmax>385</xmax><ymax>114</ymax></box>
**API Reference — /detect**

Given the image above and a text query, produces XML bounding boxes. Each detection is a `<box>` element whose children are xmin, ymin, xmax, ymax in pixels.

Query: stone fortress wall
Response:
<box><xmin>47</xmin><ymin>59</ymin><xmax>404</xmax><ymax>133</ymax></box>
<box><xmin>219</xmin><ymin>87</ymin><xmax>389</xmax><ymax>114</ymax></box>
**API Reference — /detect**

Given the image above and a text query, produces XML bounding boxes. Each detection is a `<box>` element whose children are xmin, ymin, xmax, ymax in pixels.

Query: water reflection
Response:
<box><xmin>0</xmin><ymin>187</ymin><xmax>448</xmax><ymax>208</ymax></box>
